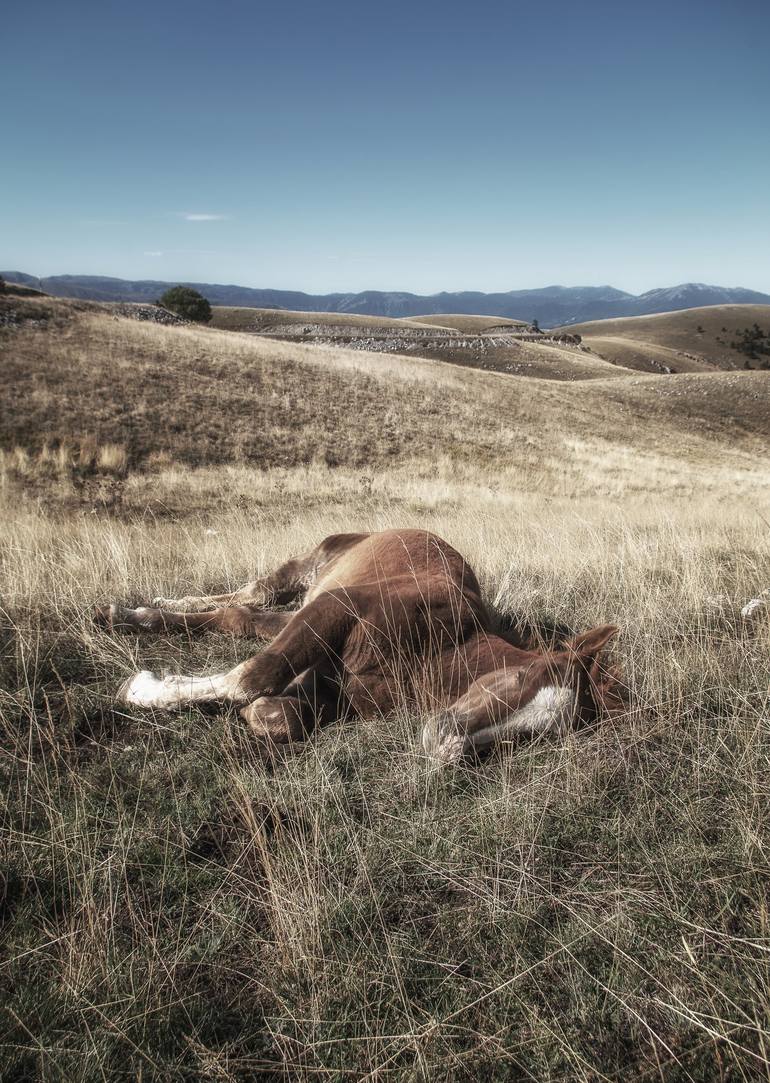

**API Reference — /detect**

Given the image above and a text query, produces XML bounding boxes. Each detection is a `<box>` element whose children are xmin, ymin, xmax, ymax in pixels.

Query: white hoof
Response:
<box><xmin>742</xmin><ymin>592</ymin><xmax>769</xmax><ymax>620</ymax></box>
<box><xmin>118</xmin><ymin>670</ymin><xmax>167</xmax><ymax>708</ymax></box>
<box><xmin>421</xmin><ymin>718</ymin><xmax>466</xmax><ymax>765</ymax></box>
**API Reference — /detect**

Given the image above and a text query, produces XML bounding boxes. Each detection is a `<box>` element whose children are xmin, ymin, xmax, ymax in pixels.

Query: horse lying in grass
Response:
<box><xmin>96</xmin><ymin>529</ymin><xmax>621</xmax><ymax>764</ymax></box>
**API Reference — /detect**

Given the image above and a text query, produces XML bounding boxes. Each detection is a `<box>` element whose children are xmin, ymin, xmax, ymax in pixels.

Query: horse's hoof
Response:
<box><xmin>118</xmin><ymin>670</ymin><xmax>162</xmax><ymax>706</ymax></box>
<box><xmin>94</xmin><ymin>603</ymin><xmax>133</xmax><ymax>630</ymax></box>
<box><xmin>93</xmin><ymin>605</ymin><xmax>113</xmax><ymax>628</ymax></box>
<box><xmin>153</xmin><ymin>596</ymin><xmax>193</xmax><ymax>610</ymax></box>
<box><xmin>96</xmin><ymin>603</ymin><xmax>141</xmax><ymax>632</ymax></box>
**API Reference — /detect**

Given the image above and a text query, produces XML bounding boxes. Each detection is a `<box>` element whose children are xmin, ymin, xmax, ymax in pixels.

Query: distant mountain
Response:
<box><xmin>626</xmin><ymin>284</ymin><xmax>770</xmax><ymax>316</ymax></box>
<box><xmin>4</xmin><ymin>272</ymin><xmax>769</xmax><ymax>327</ymax></box>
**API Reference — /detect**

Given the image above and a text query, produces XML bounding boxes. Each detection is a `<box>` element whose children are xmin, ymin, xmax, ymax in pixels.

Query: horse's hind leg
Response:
<box><xmin>150</xmin><ymin>532</ymin><xmax>369</xmax><ymax>611</ymax></box>
<box><xmin>115</xmin><ymin>580</ymin><xmax>363</xmax><ymax>712</ymax></box>
<box><xmin>149</xmin><ymin>551</ymin><xmax>318</xmax><ymax>612</ymax></box>
<box><xmin>96</xmin><ymin>604</ymin><xmax>292</xmax><ymax>638</ymax></box>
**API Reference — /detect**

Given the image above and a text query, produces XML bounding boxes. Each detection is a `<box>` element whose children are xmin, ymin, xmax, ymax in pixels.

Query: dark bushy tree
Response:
<box><xmin>158</xmin><ymin>286</ymin><xmax>212</xmax><ymax>323</ymax></box>
<box><xmin>730</xmin><ymin>323</ymin><xmax>770</xmax><ymax>364</ymax></box>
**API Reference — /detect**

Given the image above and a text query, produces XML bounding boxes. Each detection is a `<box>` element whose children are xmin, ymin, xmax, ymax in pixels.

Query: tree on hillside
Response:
<box><xmin>730</xmin><ymin>323</ymin><xmax>770</xmax><ymax>364</ymax></box>
<box><xmin>0</xmin><ymin>275</ymin><xmax>6</xmax><ymax>294</ymax></box>
<box><xmin>158</xmin><ymin>286</ymin><xmax>212</xmax><ymax>323</ymax></box>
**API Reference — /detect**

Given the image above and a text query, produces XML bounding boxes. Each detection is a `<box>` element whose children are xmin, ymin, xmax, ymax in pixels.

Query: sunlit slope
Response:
<box><xmin>400</xmin><ymin>314</ymin><xmax>530</xmax><ymax>332</ymax></box>
<box><xmin>210</xmin><ymin>306</ymin><xmax>443</xmax><ymax>333</ymax></box>
<box><xmin>564</xmin><ymin>304</ymin><xmax>770</xmax><ymax>373</ymax></box>
<box><xmin>2</xmin><ymin>296</ymin><xmax>769</xmax><ymax>494</ymax></box>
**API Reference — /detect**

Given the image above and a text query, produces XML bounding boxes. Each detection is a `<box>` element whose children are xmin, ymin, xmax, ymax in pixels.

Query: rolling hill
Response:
<box><xmin>2</xmin><ymin>295</ymin><xmax>769</xmax><ymax>497</ymax></box>
<box><xmin>206</xmin><ymin>305</ymin><xmax>632</xmax><ymax>381</ymax></box>
<box><xmin>563</xmin><ymin>304</ymin><xmax>770</xmax><ymax>373</ymax></box>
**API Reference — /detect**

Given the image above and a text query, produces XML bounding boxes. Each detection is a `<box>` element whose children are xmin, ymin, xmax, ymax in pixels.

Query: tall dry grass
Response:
<box><xmin>2</xmin><ymin>463</ymin><xmax>770</xmax><ymax>1079</ymax></box>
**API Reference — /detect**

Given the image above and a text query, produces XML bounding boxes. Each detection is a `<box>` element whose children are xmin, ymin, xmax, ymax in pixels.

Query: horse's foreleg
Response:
<box><xmin>119</xmin><ymin>660</ymin><xmax>253</xmax><ymax>710</ymax></box>
<box><xmin>241</xmin><ymin>663</ymin><xmax>344</xmax><ymax>754</ymax></box>
<box><xmin>237</xmin><ymin>588</ymin><xmax>361</xmax><ymax>700</ymax></box>
<box><xmin>421</xmin><ymin>667</ymin><xmax>575</xmax><ymax>765</ymax></box>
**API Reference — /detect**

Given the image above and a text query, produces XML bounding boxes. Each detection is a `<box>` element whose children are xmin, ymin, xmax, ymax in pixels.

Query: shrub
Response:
<box><xmin>730</xmin><ymin>324</ymin><xmax>770</xmax><ymax>362</ymax></box>
<box><xmin>158</xmin><ymin>286</ymin><xmax>212</xmax><ymax>323</ymax></box>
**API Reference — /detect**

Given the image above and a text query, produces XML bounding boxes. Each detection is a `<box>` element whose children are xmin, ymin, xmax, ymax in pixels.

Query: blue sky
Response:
<box><xmin>3</xmin><ymin>0</ymin><xmax>769</xmax><ymax>293</ymax></box>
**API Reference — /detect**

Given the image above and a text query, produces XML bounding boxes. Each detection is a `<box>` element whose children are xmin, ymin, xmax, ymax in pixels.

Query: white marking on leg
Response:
<box><xmin>118</xmin><ymin>662</ymin><xmax>250</xmax><ymax>709</ymax></box>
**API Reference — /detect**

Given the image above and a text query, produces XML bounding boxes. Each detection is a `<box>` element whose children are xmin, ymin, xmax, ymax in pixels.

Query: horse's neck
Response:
<box><xmin>438</xmin><ymin>630</ymin><xmax>535</xmax><ymax>702</ymax></box>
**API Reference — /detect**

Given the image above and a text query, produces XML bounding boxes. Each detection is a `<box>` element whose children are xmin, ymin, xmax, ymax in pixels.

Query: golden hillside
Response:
<box><xmin>209</xmin><ymin>304</ymin><xmax>628</xmax><ymax>381</ymax></box>
<box><xmin>564</xmin><ymin>304</ymin><xmax>770</xmax><ymax>373</ymax></box>
<box><xmin>2</xmin><ymin>295</ymin><xmax>769</xmax><ymax>497</ymax></box>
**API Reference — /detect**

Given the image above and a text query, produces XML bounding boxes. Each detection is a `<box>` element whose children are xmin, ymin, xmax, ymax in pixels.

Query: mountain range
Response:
<box><xmin>4</xmin><ymin>272</ymin><xmax>770</xmax><ymax>327</ymax></box>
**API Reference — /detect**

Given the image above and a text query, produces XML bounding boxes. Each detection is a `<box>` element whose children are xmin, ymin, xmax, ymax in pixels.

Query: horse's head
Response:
<box><xmin>422</xmin><ymin>624</ymin><xmax>621</xmax><ymax>764</ymax></box>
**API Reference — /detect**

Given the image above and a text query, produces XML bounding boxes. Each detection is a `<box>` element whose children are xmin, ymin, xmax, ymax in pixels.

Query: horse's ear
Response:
<box><xmin>566</xmin><ymin>624</ymin><xmax>618</xmax><ymax>661</ymax></box>
<box><xmin>565</xmin><ymin>626</ymin><xmax>622</xmax><ymax>721</ymax></box>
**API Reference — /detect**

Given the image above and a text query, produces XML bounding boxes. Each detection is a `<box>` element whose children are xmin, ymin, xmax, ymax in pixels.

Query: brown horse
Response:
<box><xmin>96</xmin><ymin>529</ymin><xmax>621</xmax><ymax>763</ymax></box>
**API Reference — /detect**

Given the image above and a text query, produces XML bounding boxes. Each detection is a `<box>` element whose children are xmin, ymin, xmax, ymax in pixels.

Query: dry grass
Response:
<box><xmin>566</xmin><ymin>304</ymin><xmax>770</xmax><ymax>373</ymax></box>
<box><xmin>210</xmin><ymin>307</ymin><xmax>445</xmax><ymax>333</ymax></box>
<box><xmin>3</xmin><ymin>298</ymin><xmax>770</xmax><ymax>483</ymax></box>
<box><xmin>2</xmin><ymin>460</ymin><xmax>770</xmax><ymax>1080</ymax></box>
<box><xmin>2</xmin><ymin>301</ymin><xmax>770</xmax><ymax>1078</ymax></box>
<box><xmin>400</xmin><ymin>314</ymin><xmax>530</xmax><ymax>332</ymax></box>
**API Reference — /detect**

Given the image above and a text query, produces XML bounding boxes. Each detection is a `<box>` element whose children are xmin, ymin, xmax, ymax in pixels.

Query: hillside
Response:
<box><xmin>210</xmin><ymin>306</ymin><xmax>445</xmax><ymax>333</ymax></box>
<box><xmin>209</xmin><ymin>304</ymin><xmax>631</xmax><ymax>381</ymax></box>
<box><xmin>3</xmin><ymin>294</ymin><xmax>770</xmax><ymax>1082</ymax></box>
<box><xmin>401</xmin><ymin>314</ymin><xmax>530</xmax><ymax>332</ymax></box>
<box><xmin>5</xmin><ymin>271</ymin><xmax>770</xmax><ymax>326</ymax></box>
<box><xmin>2</xmin><ymin>295</ymin><xmax>769</xmax><ymax>496</ymax></box>
<box><xmin>564</xmin><ymin>304</ymin><xmax>770</xmax><ymax>373</ymax></box>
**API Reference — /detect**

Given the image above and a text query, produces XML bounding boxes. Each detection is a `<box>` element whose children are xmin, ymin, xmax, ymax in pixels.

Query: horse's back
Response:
<box><xmin>308</xmin><ymin>529</ymin><xmax>482</xmax><ymax>603</ymax></box>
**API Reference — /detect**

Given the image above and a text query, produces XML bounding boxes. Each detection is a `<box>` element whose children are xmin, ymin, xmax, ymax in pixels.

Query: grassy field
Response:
<box><xmin>209</xmin><ymin>308</ymin><xmax>530</xmax><ymax>336</ymax></box>
<box><xmin>400</xmin><ymin>314</ymin><xmax>530</xmax><ymax>332</ymax></box>
<box><xmin>565</xmin><ymin>304</ymin><xmax>770</xmax><ymax>373</ymax></box>
<box><xmin>4</xmin><ymin>296</ymin><xmax>770</xmax><ymax>478</ymax></box>
<box><xmin>2</xmin><ymin>300</ymin><xmax>770</xmax><ymax>1079</ymax></box>
<box><xmin>209</xmin><ymin>307</ymin><xmax>448</xmax><ymax>334</ymax></box>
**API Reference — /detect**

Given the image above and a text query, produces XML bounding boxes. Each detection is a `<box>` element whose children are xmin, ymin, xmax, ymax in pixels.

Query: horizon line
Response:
<box><xmin>4</xmin><ymin>269</ymin><xmax>770</xmax><ymax>298</ymax></box>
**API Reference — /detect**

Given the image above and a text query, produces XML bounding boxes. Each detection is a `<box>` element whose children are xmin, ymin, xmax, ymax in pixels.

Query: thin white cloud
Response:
<box><xmin>181</xmin><ymin>213</ymin><xmax>230</xmax><ymax>222</ymax></box>
<box><xmin>144</xmin><ymin>250</ymin><xmax>164</xmax><ymax>257</ymax></box>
